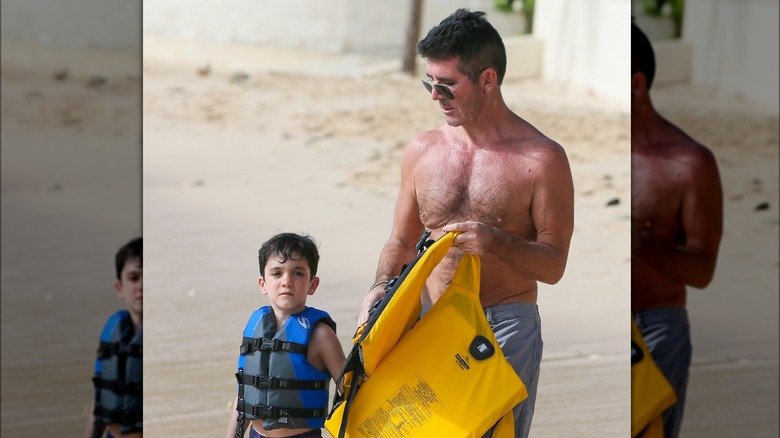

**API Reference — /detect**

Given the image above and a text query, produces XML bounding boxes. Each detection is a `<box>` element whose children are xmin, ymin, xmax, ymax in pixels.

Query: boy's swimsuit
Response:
<box><xmin>249</xmin><ymin>426</ymin><xmax>323</xmax><ymax>438</ymax></box>
<box><xmin>92</xmin><ymin>310</ymin><xmax>143</xmax><ymax>437</ymax></box>
<box><xmin>235</xmin><ymin>306</ymin><xmax>335</xmax><ymax>435</ymax></box>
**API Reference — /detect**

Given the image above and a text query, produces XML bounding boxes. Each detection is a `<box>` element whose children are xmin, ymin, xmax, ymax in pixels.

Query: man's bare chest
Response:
<box><xmin>632</xmin><ymin>157</ymin><xmax>687</xmax><ymax>235</ymax></box>
<box><xmin>414</xmin><ymin>158</ymin><xmax>532</xmax><ymax>228</ymax></box>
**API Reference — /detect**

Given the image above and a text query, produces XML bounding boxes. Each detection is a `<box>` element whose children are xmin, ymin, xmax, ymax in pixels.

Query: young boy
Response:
<box><xmin>86</xmin><ymin>237</ymin><xmax>143</xmax><ymax>438</ymax></box>
<box><xmin>226</xmin><ymin>233</ymin><xmax>345</xmax><ymax>438</ymax></box>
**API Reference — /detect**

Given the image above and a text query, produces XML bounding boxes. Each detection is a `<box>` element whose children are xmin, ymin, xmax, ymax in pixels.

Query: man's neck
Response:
<box><xmin>631</xmin><ymin>97</ymin><xmax>668</xmax><ymax>148</ymax></box>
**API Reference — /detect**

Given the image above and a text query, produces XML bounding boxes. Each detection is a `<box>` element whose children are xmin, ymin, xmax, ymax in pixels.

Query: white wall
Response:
<box><xmin>684</xmin><ymin>0</ymin><xmax>779</xmax><ymax>110</ymax></box>
<box><xmin>142</xmin><ymin>0</ymin><xmax>525</xmax><ymax>56</ymax></box>
<box><xmin>142</xmin><ymin>0</ymin><xmax>350</xmax><ymax>52</ymax></box>
<box><xmin>1</xmin><ymin>0</ymin><xmax>140</xmax><ymax>51</ymax></box>
<box><xmin>534</xmin><ymin>0</ymin><xmax>631</xmax><ymax>106</ymax></box>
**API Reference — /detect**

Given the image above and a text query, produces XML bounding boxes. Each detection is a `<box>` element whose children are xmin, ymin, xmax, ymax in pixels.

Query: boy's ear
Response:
<box><xmin>258</xmin><ymin>275</ymin><xmax>268</xmax><ymax>295</ymax></box>
<box><xmin>114</xmin><ymin>280</ymin><xmax>123</xmax><ymax>299</ymax></box>
<box><xmin>308</xmin><ymin>276</ymin><xmax>320</xmax><ymax>295</ymax></box>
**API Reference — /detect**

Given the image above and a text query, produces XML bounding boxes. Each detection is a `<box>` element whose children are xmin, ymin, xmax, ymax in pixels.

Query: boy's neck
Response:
<box><xmin>128</xmin><ymin>311</ymin><xmax>142</xmax><ymax>333</ymax></box>
<box><xmin>270</xmin><ymin>306</ymin><xmax>305</xmax><ymax>329</ymax></box>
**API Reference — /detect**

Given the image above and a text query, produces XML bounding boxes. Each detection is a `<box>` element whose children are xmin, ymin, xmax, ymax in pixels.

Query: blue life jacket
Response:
<box><xmin>92</xmin><ymin>310</ymin><xmax>142</xmax><ymax>436</ymax></box>
<box><xmin>235</xmin><ymin>306</ymin><xmax>335</xmax><ymax>432</ymax></box>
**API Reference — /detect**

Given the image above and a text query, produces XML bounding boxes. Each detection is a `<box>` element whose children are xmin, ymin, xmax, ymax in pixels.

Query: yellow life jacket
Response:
<box><xmin>326</xmin><ymin>232</ymin><xmax>527</xmax><ymax>437</ymax></box>
<box><xmin>631</xmin><ymin>318</ymin><xmax>677</xmax><ymax>437</ymax></box>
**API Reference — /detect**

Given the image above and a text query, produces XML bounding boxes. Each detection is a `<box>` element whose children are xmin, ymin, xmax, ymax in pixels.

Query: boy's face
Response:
<box><xmin>115</xmin><ymin>256</ymin><xmax>143</xmax><ymax>319</ymax></box>
<box><xmin>259</xmin><ymin>254</ymin><xmax>319</xmax><ymax>315</ymax></box>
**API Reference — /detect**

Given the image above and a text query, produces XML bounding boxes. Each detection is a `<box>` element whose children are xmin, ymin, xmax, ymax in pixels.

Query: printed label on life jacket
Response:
<box><xmin>356</xmin><ymin>374</ymin><xmax>444</xmax><ymax>437</ymax></box>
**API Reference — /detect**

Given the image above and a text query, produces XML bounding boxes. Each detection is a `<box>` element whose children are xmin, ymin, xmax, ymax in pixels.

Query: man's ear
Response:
<box><xmin>308</xmin><ymin>276</ymin><xmax>320</xmax><ymax>295</ymax></box>
<box><xmin>631</xmin><ymin>72</ymin><xmax>647</xmax><ymax>98</ymax></box>
<box><xmin>483</xmin><ymin>67</ymin><xmax>498</xmax><ymax>93</ymax></box>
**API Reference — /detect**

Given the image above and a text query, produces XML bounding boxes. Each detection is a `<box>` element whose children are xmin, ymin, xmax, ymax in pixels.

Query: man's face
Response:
<box><xmin>424</xmin><ymin>57</ymin><xmax>484</xmax><ymax>127</ymax></box>
<box><xmin>115</xmin><ymin>257</ymin><xmax>143</xmax><ymax>318</ymax></box>
<box><xmin>259</xmin><ymin>254</ymin><xmax>319</xmax><ymax>315</ymax></box>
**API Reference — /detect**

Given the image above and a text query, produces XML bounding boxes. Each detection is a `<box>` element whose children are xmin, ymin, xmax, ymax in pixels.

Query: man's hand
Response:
<box><xmin>442</xmin><ymin>221</ymin><xmax>497</xmax><ymax>255</ymax></box>
<box><xmin>357</xmin><ymin>284</ymin><xmax>387</xmax><ymax>326</ymax></box>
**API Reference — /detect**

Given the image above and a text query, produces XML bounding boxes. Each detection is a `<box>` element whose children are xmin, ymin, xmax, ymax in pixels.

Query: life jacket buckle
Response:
<box><xmin>251</xmin><ymin>375</ymin><xmax>273</xmax><ymax>388</ymax></box>
<box><xmin>260</xmin><ymin>337</ymin><xmax>278</xmax><ymax>350</ymax></box>
<box><xmin>252</xmin><ymin>404</ymin><xmax>274</xmax><ymax>419</ymax></box>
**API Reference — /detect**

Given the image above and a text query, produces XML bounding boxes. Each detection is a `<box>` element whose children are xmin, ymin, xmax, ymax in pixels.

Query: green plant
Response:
<box><xmin>494</xmin><ymin>0</ymin><xmax>535</xmax><ymax>34</ymax></box>
<box><xmin>643</xmin><ymin>0</ymin><xmax>685</xmax><ymax>38</ymax></box>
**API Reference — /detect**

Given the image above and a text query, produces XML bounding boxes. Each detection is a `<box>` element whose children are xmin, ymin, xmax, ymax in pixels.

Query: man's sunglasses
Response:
<box><xmin>421</xmin><ymin>68</ymin><xmax>489</xmax><ymax>100</ymax></box>
<box><xmin>421</xmin><ymin>80</ymin><xmax>455</xmax><ymax>100</ymax></box>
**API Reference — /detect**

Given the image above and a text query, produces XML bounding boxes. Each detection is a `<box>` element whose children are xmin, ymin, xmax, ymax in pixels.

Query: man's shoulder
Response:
<box><xmin>666</xmin><ymin>134</ymin><xmax>718</xmax><ymax>171</ymax></box>
<box><xmin>638</xmin><ymin>121</ymin><xmax>716</xmax><ymax>165</ymax></box>
<box><xmin>518</xmin><ymin>131</ymin><xmax>568</xmax><ymax>167</ymax></box>
<box><xmin>410</xmin><ymin>126</ymin><xmax>448</xmax><ymax>146</ymax></box>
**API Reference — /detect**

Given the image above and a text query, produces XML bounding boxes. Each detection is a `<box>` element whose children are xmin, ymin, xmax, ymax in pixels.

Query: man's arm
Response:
<box><xmin>635</xmin><ymin>148</ymin><xmax>723</xmax><ymax>288</ymax></box>
<box><xmin>443</xmin><ymin>142</ymin><xmax>574</xmax><ymax>284</ymax></box>
<box><xmin>358</xmin><ymin>142</ymin><xmax>426</xmax><ymax>325</ymax></box>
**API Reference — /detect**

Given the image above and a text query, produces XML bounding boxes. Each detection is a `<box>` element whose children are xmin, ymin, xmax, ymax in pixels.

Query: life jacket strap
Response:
<box><xmin>92</xmin><ymin>375</ymin><xmax>142</xmax><ymax>394</ymax></box>
<box><xmin>238</xmin><ymin>399</ymin><xmax>326</xmax><ymax>420</ymax></box>
<box><xmin>93</xmin><ymin>406</ymin><xmax>142</xmax><ymax>424</ymax></box>
<box><xmin>97</xmin><ymin>341</ymin><xmax>142</xmax><ymax>359</ymax></box>
<box><xmin>240</xmin><ymin>336</ymin><xmax>308</xmax><ymax>355</ymax></box>
<box><xmin>235</xmin><ymin>373</ymin><xmax>328</xmax><ymax>390</ymax></box>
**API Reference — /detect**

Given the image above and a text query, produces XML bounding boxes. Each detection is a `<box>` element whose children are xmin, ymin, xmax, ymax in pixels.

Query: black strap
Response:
<box><xmin>238</xmin><ymin>399</ymin><xmax>326</xmax><ymax>420</ymax></box>
<box><xmin>236</xmin><ymin>368</ymin><xmax>246</xmax><ymax>438</ymax></box>
<box><xmin>92</xmin><ymin>375</ymin><xmax>142</xmax><ymax>394</ymax></box>
<box><xmin>240</xmin><ymin>336</ymin><xmax>308</xmax><ymax>355</ymax></box>
<box><xmin>631</xmin><ymin>341</ymin><xmax>644</xmax><ymax>364</ymax></box>
<box><xmin>333</xmin><ymin>351</ymin><xmax>365</xmax><ymax>438</ymax></box>
<box><xmin>97</xmin><ymin>341</ymin><xmax>142</xmax><ymax>359</ymax></box>
<box><xmin>93</xmin><ymin>406</ymin><xmax>142</xmax><ymax>425</ymax></box>
<box><xmin>235</xmin><ymin>373</ymin><xmax>328</xmax><ymax>390</ymax></box>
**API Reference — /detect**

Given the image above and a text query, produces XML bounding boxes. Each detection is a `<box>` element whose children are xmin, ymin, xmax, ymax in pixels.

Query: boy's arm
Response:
<box><xmin>311</xmin><ymin>323</ymin><xmax>347</xmax><ymax>392</ymax></box>
<box><xmin>84</xmin><ymin>401</ymin><xmax>107</xmax><ymax>438</ymax></box>
<box><xmin>226</xmin><ymin>395</ymin><xmax>240</xmax><ymax>438</ymax></box>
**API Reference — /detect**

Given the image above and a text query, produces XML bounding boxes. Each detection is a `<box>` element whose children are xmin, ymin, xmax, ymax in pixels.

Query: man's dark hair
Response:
<box><xmin>115</xmin><ymin>237</ymin><xmax>142</xmax><ymax>280</ymax></box>
<box><xmin>632</xmin><ymin>21</ymin><xmax>656</xmax><ymax>89</ymax></box>
<box><xmin>417</xmin><ymin>9</ymin><xmax>507</xmax><ymax>84</ymax></box>
<box><xmin>258</xmin><ymin>233</ymin><xmax>320</xmax><ymax>277</ymax></box>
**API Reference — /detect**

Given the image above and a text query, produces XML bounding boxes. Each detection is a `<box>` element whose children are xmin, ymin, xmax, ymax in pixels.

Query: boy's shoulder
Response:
<box><xmin>99</xmin><ymin>309</ymin><xmax>131</xmax><ymax>335</ymax></box>
<box><xmin>298</xmin><ymin>306</ymin><xmax>336</xmax><ymax>333</ymax></box>
<box><xmin>242</xmin><ymin>306</ymin><xmax>335</xmax><ymax>334</ymax></box>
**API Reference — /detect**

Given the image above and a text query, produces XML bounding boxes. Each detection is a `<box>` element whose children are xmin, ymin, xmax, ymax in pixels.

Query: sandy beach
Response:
<box><xmin>1</xmin><ymin>34</ymin><xmax>776</xmax><ymax>437</ymax></box>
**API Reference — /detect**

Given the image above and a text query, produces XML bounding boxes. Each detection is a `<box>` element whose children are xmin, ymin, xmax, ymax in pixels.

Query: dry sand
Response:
<box><xmin>1</xmin><ymin>35</ymin><xmax>776</xmax><ymax>438</ymax></box>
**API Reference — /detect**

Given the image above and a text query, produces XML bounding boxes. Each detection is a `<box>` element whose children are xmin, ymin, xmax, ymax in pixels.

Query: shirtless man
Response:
<box><xmin>631</xmin><ymin>23</ymin><xmax>723</xmax><ymax>438</ymax></box>
<box><xmin>358</xmin><ymin>10</ymin><xmax>574</xmax><ymax>437</ymax></box>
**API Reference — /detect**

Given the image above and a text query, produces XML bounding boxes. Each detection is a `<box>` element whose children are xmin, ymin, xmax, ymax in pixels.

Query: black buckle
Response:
<box><xmin>251</xmin><ymin>405</ymin><xmax>273</xmax><ymax>419</ymax></box>
<box><xmin>415</xmin><ymin>230</ymin><xmax>433</xmax><ymax>252</ymax></box>
<box><xmin>251</xmin><ymin>375</ymin><xmax>273</xmax><ymax>388</ymax></box>
<box><xmin>260</xmin><ymin>337</ymin><xmax>278</xmax><ymax>350</ymax></box>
